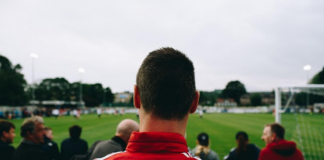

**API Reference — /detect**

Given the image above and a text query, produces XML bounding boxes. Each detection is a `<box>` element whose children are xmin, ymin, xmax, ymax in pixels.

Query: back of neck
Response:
<box><xmin>139</xmin><ymin>113</ymin><xmax>188</xmax><ymax>136</ymax></box>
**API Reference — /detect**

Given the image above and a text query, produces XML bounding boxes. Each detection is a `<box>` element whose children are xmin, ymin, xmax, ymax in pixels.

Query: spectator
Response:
<box><xmin>0</xmin><ymin>111</ymin><xmax>4</xmax><ymax>119</ymax></box>
<box><xmin>95</xmin><ymin>47</ymin><xmax>200</xmax><ymax>159</ymax></box>
<box><xmin>192</xmin><ymin>132</ymin><xmax>219</xmax><ymax>160</ymax></box>
<box><xmin>259</xmin><ymin>123</ymin><xmax>304</xmax><ymax>160</ymax></box>
<box><xmin>199</xmin><ymin>109</ymin><xmax>203</xmax><ymax>119</ymax></box>
<box><xmin>61</xmin><ymin>125</ymin><xmax>88</xmax><ymax>160</ymax></box>
<box><xmin>41</xmin><ymin>127</ymin><xmax>60</xmax><ymax>160</ymax></box>
<box><xmin>13</xmin><ymin>116</ymin><xmax>50</xmax><ymax>160</ymax></box>
<box><xmin>97</xmin><ymin>108</ymin><xmax>102</xmax><ymax>118</ymax></box>
<box><xmin>52</xmin><ymin>108</ymin><xmax>59</xmax><ymax>119</ymax></box>
<box><xmin>89</xmin><ymin>119</ymin><xmax>139</xmax><ymax>160</ymax></box>
<box><xmin>224</xmin><ymin>131</ymin><xmax>260</xmax><ymax>160</ymax></box>
<box><xmin>0</xmin><ymin>120</ymin><xmax>16</xmax><ymax>160</ymax></box>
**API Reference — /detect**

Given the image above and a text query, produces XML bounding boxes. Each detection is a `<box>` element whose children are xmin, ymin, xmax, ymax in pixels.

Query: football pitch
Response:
<box><xmin>9</xmin><ymin>113</ymin><xmax>324</xmax><ymax>159</ymax></box>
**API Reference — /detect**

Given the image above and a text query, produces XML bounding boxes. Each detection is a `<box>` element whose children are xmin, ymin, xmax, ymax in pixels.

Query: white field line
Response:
<box><xmin>295</xmin><ymin>113</ymin><xmax>305</xmax><ymax>157</ymax></box>
<box><xmin>301</xmin><ymin>115</ymin><xmax>310</xmax><ymax>160</ymax></box>
<box><xmin>305</xmin><ymin>116</ymin><xmax>317</xmax><ymax>160</ymax></box>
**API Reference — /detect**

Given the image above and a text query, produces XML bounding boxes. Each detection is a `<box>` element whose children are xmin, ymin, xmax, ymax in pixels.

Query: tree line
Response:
<box><xmin>0</xmin><ymin>54</ymin><xmax>113</xmax><ymax>107</ymax></box>
<box><xmin>199</xmin><ymin>73</ymin><xmax>324</xmax><ymax>107</ymax></box>
<box><xmin>1</xmin><ymin>54</ymin><xmax>324</xmax><ymax>107</ymax></box>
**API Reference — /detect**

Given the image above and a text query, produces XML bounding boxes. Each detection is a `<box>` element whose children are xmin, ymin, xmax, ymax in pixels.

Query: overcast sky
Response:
<box><xmin>1</xmin><ymin>0</ymin><xmax>323</xmax><ymax>93</ymax></box>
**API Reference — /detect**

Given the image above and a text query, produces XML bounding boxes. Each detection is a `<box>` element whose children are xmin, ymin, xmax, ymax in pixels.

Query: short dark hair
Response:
<box><xmin>266</xmin><ymin>123</ymin><xmax>285</xmax><ymax>139</ymax></box>
<box><xmin>69</xmin><ymin>125</ymin><xmax>82</xmax><ymax>139</ymax></box>
<box><xmin>236</xmin><ymin>131</ymin><xmax>248</xmax><ymax>141</ymax></box>
<box><xmin>0</xmin><ymin>120</ymin><xmax>15</xmax><ymax>137</ymax></box>
<box><xmin>235</xmin><ymin>131</ymin><xmax>249</xmax><ymax>154</ymax></box>
<box><xmin>136</xmin><ymin>47</ymin><xmax>196</xmax><ymax>120</ymax></box>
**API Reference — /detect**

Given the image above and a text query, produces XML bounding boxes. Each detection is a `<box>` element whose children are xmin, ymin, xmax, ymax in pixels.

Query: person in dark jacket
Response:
<box><xmin>41</xmin><ymin>127</ymin><xmax>60</xmax><ymax>160</ymax></box>
<box><xmin>13</xmin><ymin>116</ymin><xmax>50</xmax><ymax>160</ymax></box>
<box><xmin>89</xmin><ymin>119</ymin><xmax>139</xmax><ymax>160</ymax></box>
<box><xmin>61</xmin><ymin>125</ymin><xmax>88</xmax><ymax>160</ymax></box>
<box><xmin>0</xmin><ymin>120</ymin><xmax>16</xmax><ymax>160</ymax></box>
<box><xmin>224</xmin><ymin>131</ymin><xmax>260</xmax><ymax>160</ymax></box>
<box><xmin>259</xmin><ymin>123</ymin><xmax>304</xmax><ymax>160</ymax></box>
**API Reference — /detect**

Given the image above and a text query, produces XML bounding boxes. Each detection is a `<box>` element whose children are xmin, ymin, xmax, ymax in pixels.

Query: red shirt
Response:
<box><xmin>258</xmin><ymin>139</ymin><xmax>304</xmax><ymax>160</ymax></box>
<box><xmin>95</xmin><ymin>132</ymin><xmax>199</xmax><ymax>160</ymax></box>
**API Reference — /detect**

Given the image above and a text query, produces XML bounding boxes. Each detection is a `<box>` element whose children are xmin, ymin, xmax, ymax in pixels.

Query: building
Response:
<box><xmin>216</xmin><ymin>98</ymin><xmax>237</xmax><ymax>107</ymax></box>
<box><xmin>114</xmin><ymin>92</ymin><xmax>133</xmax><ymax>104</ymax></box>
<box><xmin>240</xmin><ymin>94</ymin><xmax>251</xmax><ymax>106</ymax></box>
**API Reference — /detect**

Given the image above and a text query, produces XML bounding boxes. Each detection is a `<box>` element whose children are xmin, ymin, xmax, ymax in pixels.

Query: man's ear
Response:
<box><xmin>134</xmin><ymin>85</ymin><xmax>141</xmax><ymax>109</ymax></box>
<box><xmin>2</xmin><ymin>131</ymin><xmax>8</xmax><ymax>138</ymax></box>
<box><xmin>271</xmin><ymin>132</ymin><xmax>277</xmax><ymax>142</ymax></box>
<box><xmin>189</xmin><ymin>90</ymin><xmax>200</xmax><ymax>113</ymax></box>
<box><xmin>26</xmin><ymin>130</ymin><xmax>33</xmax><ymax>138</ymax></box>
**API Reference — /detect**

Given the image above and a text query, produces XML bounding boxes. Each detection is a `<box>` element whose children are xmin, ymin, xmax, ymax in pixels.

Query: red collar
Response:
<box><xmin>126</xmin><ymin>132</ymin><xmax>188</xmax><ymax>153</ymax></box>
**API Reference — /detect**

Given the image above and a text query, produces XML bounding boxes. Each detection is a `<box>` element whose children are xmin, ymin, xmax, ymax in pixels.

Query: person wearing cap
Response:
<box><xmin>95</xmin><ymin>47</ymin><xmax>200</xmax><ymax>160</ymax></box>
<box><xmin>224</xmin><ymin>131</ymin><xmax>260</xmax><ymax>160</ymax></box>
<box><xmin>191</xmin><ymin>132</ymin><xmax>219</xmax><ymax>160</ymax></box>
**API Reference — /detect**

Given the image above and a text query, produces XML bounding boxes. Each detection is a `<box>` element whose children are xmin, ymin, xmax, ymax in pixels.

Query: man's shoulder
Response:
<box><xmin>79</xmin><ymin>138</ymin><xmax>88</xmax><ymax>144</ymax></box>
<box><xmin>260</xmin><ymin>146</ymin><xmax>271</xmax><ymax>154</ymax></box>
<box><xmin>61</xmin><ymin>138</ymin><xmax>70</xmax><ymax>144</ymax></box>
<box><xmin>97</xmin><ymin>139</ymin><xmax>119</xmax><ymax>147</ymax></box>
<box><xmin>0</xmin><ymin>142</ymin><xmax>15</xmax><ymax>154</ymax></box>
<box><xmin>209</xmin><ymin>149</ymin><xmax>219</xmax><ymax>156</ymax></box>
<box><xmin>95</xmin><ymin>151</ymin><xmax>201</xmax><ymax>160</ymax></box>
<box><xmin>293</xmin><ymin>148</ymin><xmax>304</xmax><ymax>159</ymax></box>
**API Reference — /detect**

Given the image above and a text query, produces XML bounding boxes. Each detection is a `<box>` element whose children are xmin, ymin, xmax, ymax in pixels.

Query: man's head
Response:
<box><xmin>115</xmin><ymin>119</ymin><xmax>139</xmax><ymax>143</ymax></box>
<box><xmin>20</xmin><ymin>116</ymin><xmax>45</xmax><ymax>144</ymax></box>
<box><xmin>44</xmin><ymin>127</ymin><xmax>53</xmax><ymax>140</ymax></box>
<box><xmin>262</xmin><ymin>123</ymin><xmax>285</xmax><ymax>145</ymax></box>
<box><xmin>69</xmin><ymin>125</ymin><xmax>82</xmax><ymax>139</ymax></box>
<box><xmin>197</xmin><ymin>132</ymin><xmax>209</xmax><ymax>147</ymax></box>
<box><xmin>0</xmin><ymin>120</ymin><xmax>16</xmax><ymax>143</ymax></box>
<box><xmin>135</xmin><ymin>47</ymin><xmax>198</xmax><ymax>121</ymax></box>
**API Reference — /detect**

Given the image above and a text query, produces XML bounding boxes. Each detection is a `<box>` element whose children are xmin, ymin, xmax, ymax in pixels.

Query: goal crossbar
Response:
<box><xmin>275</xmin><ymin>84</ymin><xmax>324</xmax><ymax>123</ymax></box>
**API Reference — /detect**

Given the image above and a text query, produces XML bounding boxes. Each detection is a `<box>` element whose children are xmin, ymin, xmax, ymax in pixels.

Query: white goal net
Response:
<box><xmin>275</xmin><ymin>84</ymin><xmax>324</xmax><ymax>160</ymax></box>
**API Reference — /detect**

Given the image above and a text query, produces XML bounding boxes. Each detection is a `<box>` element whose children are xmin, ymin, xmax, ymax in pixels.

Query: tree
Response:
<box><xmin>221</xmin><ymin>80</ymin><xmax>247</xmax><ymax>105</ymax></box>
<box><xmin>250</xmin><ymin>93</ymin><xmax>262</xmax><ymax>106</ymax></box>
<box><xmin>199</xmin><ymin>90</ymin><xmax>221</xmax><ymax>106</ymax></box>
<box><xmin>310</xmin><ymin>67</ymin><xmax>324</xmax><ymax>84</ymax></box>
<box><xmin>82</xmin><ymin>83</ymin><xmax>104</xmax><ymax>107</ymax></box>
<box><xmin>295</xmin><ymin>92</ymin><xmax>324</xmax><ymax>106</ymax></box>
<box><xmin>103</xmin><ymin>87</ymin><xmax>114</xmax><ymax>105</ymax></box>
<box><xmin>35</xmin><ymin>78</ymin><xmax>71</xmax><ymax>101</ymax></box>
<box><xmin>0</xmin><ymin>55</ymin><xmax>28</xmax><ymax>105</ymax></box>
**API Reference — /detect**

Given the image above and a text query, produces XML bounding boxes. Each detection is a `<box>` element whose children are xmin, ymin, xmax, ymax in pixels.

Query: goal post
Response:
<box><xmin>274</xmin><ymin>84</ymin><xmax>324</xmax><ymax>160</ymax></box>
<box><xmin>275</xmin><ymin>84</ymin><xmax>324</xmax><ymax>123</ymax></box>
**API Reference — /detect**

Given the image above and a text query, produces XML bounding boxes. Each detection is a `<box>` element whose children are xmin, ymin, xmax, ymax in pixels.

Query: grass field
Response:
<box><xmin>8</xmin><ymin>113</ymin><xmax>324</xmax><ymax>160</ymax></box>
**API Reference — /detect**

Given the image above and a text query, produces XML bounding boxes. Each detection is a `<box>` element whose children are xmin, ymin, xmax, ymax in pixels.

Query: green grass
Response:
<box><xmin>282</xmin><ymin>113</ymin><xmax>324</xmax><ymax>160</ymax></box>
<box><xmin>8</xmin><ymin>113</ymin><xmax>324</xmax><ymax>160</ymax></box>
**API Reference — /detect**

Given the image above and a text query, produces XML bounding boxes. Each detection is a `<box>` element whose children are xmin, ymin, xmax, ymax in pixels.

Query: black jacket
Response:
<box><xmin>61</xmin><ymin>137</ymin><xmax>88</xmax><ymax>160</ymax></box>
<box><xmin>41</xmin><ymin>136</ymin><xmax>60</xmax><ymax>160</ymax></box>
<box><xmin>13</xmin><ymin>140</ymin><xmax>51</xmax><ymax>160</ymax></box>
<box><xmin>0</xmin><ymin>140</ymin><xmax>15</xmax><ymax>160</ymax></box>
<box><xmin>224</xmin><ymin>143</ymin><xmax>260</xmax><ymax>160</ymax></box>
